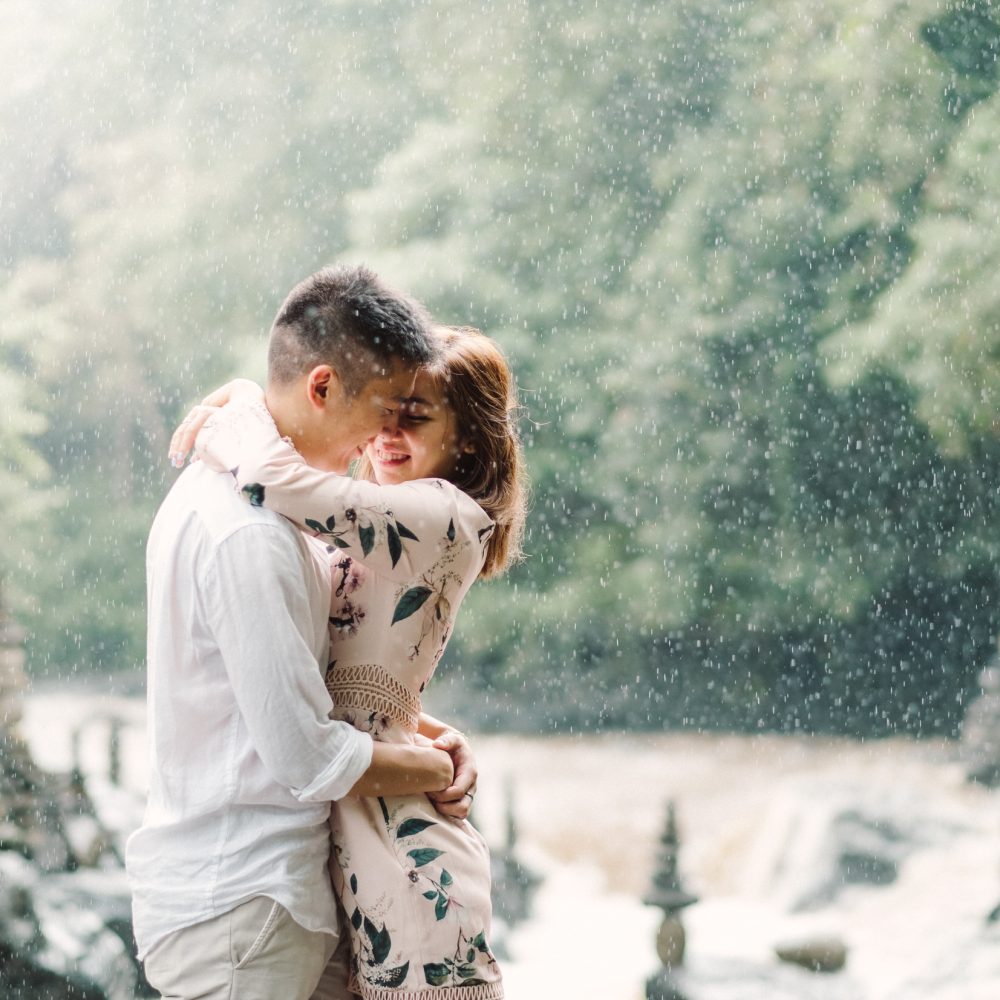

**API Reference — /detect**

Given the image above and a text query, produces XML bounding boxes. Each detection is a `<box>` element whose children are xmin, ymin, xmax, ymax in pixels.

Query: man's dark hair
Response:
<box><xmin>267</xmin><ymin>265</ymin><xmax>437</xmax><ymax>395</ymax></box>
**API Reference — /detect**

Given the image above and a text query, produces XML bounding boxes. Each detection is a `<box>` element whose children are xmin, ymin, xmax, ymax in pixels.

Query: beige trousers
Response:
<box><xmin>309</xmin><ymin>931</ymin><xmax>353</xmax><ymax>1000</ymax></box>
<box><xmin>143</xmin><ymin>896</ymin><xmax>337</xmax><ymax>1000</ymax></box>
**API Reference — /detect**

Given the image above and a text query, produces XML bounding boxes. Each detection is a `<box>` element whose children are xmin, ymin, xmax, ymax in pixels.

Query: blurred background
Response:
<box><xmin>4</xmin><ymin>1</ymin><xmax>1000</xmax><ymax>997</ymax></box>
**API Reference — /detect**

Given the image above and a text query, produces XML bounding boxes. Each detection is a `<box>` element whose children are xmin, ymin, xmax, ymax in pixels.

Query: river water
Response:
<box><xmin>20</xmin><ymin>690</ymin><xmax>1000</xmax><ymax>999</ymax></box>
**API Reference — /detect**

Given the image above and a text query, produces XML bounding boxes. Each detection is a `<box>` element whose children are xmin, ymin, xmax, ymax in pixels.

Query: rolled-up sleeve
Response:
<box><xmin>201</xmin><ymin>521</ymin><xmax>373</xmax><ymax>802</ymax></box>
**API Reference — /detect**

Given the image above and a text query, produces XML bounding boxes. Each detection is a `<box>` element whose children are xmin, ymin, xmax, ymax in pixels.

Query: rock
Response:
<box><xmin>786</xmin><ymin>805</ymin><xmax>925</xmax><ymax>911</ymax></box>
<box><xmin>960</xmin><ymin>663</ymin><xmax>1000</xmax><ymax>787</ymax></box>
<box><xmin>0</xmin><ymin>600</ymin><xmax>148</xmax><ymax>999</ymax></box>
<box><xmin>0</xmin><ymin>851</ymin><xmax>42</xmax><ymax>952</ymax></box>
<box><xmin>645</xmin><ymin>966</ymin><xmax>689</xmax><ymax>1000</ymax></box>
<box><xmin>831</xmin><ymin>812</ymin><xmax>903</xmax><ymax>888</ymax></box>
<box><xmin>0</xmin><ymin>853</ymin><xmax>145</xmax><ymax>1000</ymax></box>
<box><xmin>667</xmin><ymin>955</ymin><xmax>861</xmax><ymax>999</ymax></box>
<box><xmin>775</xmin><ymin>936</ymin><xmax>848</xmax><ymax>973</ymax></box>
<box><xmin>655</xmin><ymin>914</ymin><xmax>687</xmax><ymax>968</ymax></box>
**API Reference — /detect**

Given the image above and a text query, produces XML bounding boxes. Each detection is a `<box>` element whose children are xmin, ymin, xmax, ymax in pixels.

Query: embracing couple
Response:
<box><xmin>125</xmin><ymin>265</ymin><xmax>526</xmax><ymax>1000</ymax></box>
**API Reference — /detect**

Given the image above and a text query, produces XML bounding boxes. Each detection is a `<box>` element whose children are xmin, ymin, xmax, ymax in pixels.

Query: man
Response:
<box><xmin>127</xmin><ymin>265</ymin><xmax>473</xmax><ymax>1000</ymax></box>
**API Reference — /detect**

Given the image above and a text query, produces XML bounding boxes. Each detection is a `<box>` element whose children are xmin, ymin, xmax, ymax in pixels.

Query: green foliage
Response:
<box><xmin>5</xmin><ymin>0</ymin><xmax>1000</xmax><ymax>734</ymax></box>
<box><xmin>1</xmin><ymin>0</ymin><xmax>425</xmax><ymax>677</ymax></box>
<box><xmin>374</xmin><ymin>0</ymin><xmax>1000</xmax><ymax>736</ymax></box>
<box><xmin>0</xmin><ymin>283</ymin><xmax>53</xmax><ymax>610</ymax></box>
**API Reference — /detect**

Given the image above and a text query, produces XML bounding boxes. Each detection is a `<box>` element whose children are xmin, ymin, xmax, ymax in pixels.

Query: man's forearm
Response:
<box><xmin>347</xmin><ymin>742</ymin><xmax>454</xmax><ymax>798</ymax></box>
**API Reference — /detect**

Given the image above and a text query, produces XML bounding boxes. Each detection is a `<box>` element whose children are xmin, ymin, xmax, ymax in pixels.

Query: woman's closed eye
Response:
<box><xmin>402</xmin><ymin>414</ymin><xmax>430</xmax><ymax>424</ymax></box>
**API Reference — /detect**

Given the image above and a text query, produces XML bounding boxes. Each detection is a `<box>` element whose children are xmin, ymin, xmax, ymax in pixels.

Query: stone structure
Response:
<box><xmin>0</xmin><ymin>581</ymin><xmax>63</xmax><ymax>865</ymax></box>
<box><xmin>960</xmin><ymin>644</ymin><xmax>1000</xmax><ymax>787</ymax></box>
<box><xmin>0</xmin><ymin>581</ymin><xmax>96</xmax><ymax>870</ymax></box>
<box><xmin>645</xmin><ymin>801</ymin><xmax>699</xmax><ymax>1000</ymax></box>
<box><xmin>0</xmin><ymin>579</ymin><xmax>28</xmax><ymax>731</ymax></box>
<box><xmin>962</xmin><ymin>640</ymin><xmax>1000</xmax><ymax>923</ymax></box>
<box><xmin>488</xmin><ymin>777</ymin><xmax>542</xmax><ymax>948</ymax></box>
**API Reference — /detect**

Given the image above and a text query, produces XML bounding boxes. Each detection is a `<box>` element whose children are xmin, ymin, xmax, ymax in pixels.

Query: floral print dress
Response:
<box><xmin>198</xmin><ymin>402</ymin><xmax>503</xmax><ymax>1000</ymax></box>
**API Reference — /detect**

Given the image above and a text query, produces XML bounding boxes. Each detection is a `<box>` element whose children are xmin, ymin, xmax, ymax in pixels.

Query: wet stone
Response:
<box><xmin>961</xmin><ymin>662</ymin><xmax>1000</xmax><ymax>787</ymax></box>
<box><xmin>774</xmin><ymin>936</ymin><xmax>849</xmax><ymax>974</ymax></box>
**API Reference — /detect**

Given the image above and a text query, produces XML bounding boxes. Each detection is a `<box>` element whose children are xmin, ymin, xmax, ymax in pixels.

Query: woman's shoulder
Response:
<box><xmin>399</xmin><ymin>478</ymin><xmax>492</xmax><ymax>538</ymax></box>
<box><xmin>397</xmin><ymin>477</ymin><xmax>489</xmax><ymax>517</ymax></box>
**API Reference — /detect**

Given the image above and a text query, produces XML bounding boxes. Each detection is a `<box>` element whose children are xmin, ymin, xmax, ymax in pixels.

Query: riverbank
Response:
<box><xmin>20</xmin><ymin>691</ymin><xmax>1000</xmax><ymax>999</ymax></box>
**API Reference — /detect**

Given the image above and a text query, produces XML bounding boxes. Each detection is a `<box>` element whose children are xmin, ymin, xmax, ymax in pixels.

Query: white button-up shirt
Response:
<box><xmin>126</xmin><ymin>462</ymin><xmax>373</xmax><ymax>959</ymax></box>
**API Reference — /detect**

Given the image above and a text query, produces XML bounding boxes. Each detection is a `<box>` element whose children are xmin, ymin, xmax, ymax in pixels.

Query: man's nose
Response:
<box><xmin>379</xmin><ymin>410</ymin><xmax>402</xmax><ymax>436</ymax></box>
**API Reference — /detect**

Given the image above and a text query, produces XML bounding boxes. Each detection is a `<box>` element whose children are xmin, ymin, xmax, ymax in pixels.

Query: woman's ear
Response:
<box><xmin>462</xmin><ymin>441</ymin><xmax>476</xmax><ymax>454</ymax></box>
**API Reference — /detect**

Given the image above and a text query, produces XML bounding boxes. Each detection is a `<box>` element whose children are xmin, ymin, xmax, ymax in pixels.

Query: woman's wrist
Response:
<box><xmin>417</xmin><ymin>711</ymin><xmax>466</xmax><ymax>742</ymax></box>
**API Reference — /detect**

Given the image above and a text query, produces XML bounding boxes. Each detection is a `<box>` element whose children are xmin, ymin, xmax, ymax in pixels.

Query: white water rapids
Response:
<box><xmin>19</xmin><ymin>690</ymin><xmax>1000</xmax><ymax>999</ymax></box>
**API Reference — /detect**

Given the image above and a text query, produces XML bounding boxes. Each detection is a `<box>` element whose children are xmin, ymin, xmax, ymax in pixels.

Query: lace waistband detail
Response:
<box><xmin>326</xmin><ymin>662</ymin><xmax>421</xmax><ymax>732</ymax></box>
<box><xmin>350</xmin><ymin>972</ymin><xmax>503</xmax><ymax>1000</ymax></box>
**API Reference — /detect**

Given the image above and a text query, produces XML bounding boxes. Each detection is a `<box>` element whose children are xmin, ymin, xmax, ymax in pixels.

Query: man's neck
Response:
<box><xmin>264</xmin><ymin>385</ymin><xmax>304</xmax><ymax>451</ymax></box>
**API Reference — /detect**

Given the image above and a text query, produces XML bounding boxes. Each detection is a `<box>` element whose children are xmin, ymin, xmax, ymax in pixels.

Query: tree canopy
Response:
<box><xmin>4</xmin><ymin>0</ymin><xmax>1000</xmax><ymax>736</ymax></box>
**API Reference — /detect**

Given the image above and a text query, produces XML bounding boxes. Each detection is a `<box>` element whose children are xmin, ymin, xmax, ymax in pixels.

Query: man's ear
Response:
<box><xmin>306</xmin><ymin>365</ymin><xmax>341</xmax><ymax>408</ymax></box>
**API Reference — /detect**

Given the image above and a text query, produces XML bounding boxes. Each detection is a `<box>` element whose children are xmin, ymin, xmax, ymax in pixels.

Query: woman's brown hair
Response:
<box><xmin>356</xmin><ymin>325</ymin><xmax>527</xmax><ymax>578</ymax></box>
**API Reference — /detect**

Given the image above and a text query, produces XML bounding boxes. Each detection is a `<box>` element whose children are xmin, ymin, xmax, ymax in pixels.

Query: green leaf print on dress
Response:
<box><xmin>391</xmin><ymin>586</ymin><xmax>433</xmax><ymax>624</ymax></box>
<box><xmin>421</xmin><ymin>925</ymin><xmax>498</xmax><ymax>989</ymax></box>
<box><xmin>407</xmin><ymin>848</ymin><xmax>445</xmax><ymax>867</ymax></box>
<box><xmin>390</xmin><ymin>520</ymin><xmax>478</xmax><ymax>661</ymax></box>
<box><xmin>348</xmin><ymin>888</ymin><xmax>410</xmax><ymax>988</ymax></box>
<box><xmin>339</xmin><ymin>855</ymin><xmax>413</xmax><ymax>992</ymax></box>
<box><xmin>303</xmin><ymin>503</ymin><xmax>419</xmax><ymax>567</ymax></box>
<box><xmin>395</xmin><ymin>519</ymin><xmax>419</xmax><ymax>541</ymax></box>
<box><xmin>359</xmin><ymin>522</ymin><xmax>376</xmax><ymax>556</ymax></box>
<box><xmin>241</xmin><ymin>482</ymin><xmax>265</xmax><ymax>507</ymax></box>
<box><xmin>349</xmin><ymin>799</ymin><xmax>500</xmax><ymax>990</ymax></box>
<box><xmin>396</xmin><ymin>817</ymin><xmax>437</xmax><ymax>838</ymax></box>
<box><xmin>364</xmin><ymin>916</ymin><xmax>392</xmax><ymax>964</ymax></box>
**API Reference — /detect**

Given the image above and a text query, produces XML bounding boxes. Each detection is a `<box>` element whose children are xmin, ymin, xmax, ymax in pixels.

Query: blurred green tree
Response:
<box><xmin>5</xmin><ymin>0</ymin><xmax>1000</xmax><ymax>735</ymax></box>
<box><xmin>1</xmin><ymin>0</ymin><xmax>427</xmax><ymax>675</ymax></box>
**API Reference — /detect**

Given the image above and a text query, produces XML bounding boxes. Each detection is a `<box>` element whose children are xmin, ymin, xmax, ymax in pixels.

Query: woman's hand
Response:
<box><xmin>426</xmin><ymin>730</ymin><xmax>478</xmax><ymax>820</ymax></box>
<box><xmin>168</xmin><ymin>379</ymin><xmax>265</xmax><ymax>467</ymax></box>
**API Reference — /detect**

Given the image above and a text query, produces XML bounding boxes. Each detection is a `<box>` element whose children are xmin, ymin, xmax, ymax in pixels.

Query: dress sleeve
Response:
<box><xmin>196</xmin><ymin>400</ymin><xmax>495</xmax><ymax>584</ymax></box>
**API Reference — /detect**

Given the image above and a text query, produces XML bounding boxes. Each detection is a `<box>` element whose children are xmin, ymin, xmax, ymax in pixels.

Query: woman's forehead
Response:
<box><xmin>404</xmin><ymin>370</ymin><xmax>447</xmax><ymax>407</ymax></box>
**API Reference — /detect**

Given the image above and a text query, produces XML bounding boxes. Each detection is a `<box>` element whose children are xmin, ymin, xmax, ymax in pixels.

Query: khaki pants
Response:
<box><xmin>309</xmin><ymin>931</ymin><xmax>353</xmax><ymax>1000</ymax></box>
<box><xmin>143</xmin><ymin>896</ymin><xmax>337</xmax><ymax>1000</ymax></box>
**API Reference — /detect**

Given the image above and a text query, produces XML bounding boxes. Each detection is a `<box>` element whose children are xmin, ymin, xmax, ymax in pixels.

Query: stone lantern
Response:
<box><xmin>489</xmin><ymin>777</ymin><xmax>541</xmax><ymax>931</ymax></box>
<box><xmin>645</xmin><ymin>801</ymin><xmax>698</xmax><ymax>1000</ymax></box>
<box><xmin>0</xmin><ymin>580</ymin><xmax>28</xmax><ymax>732</ymax></box>
<box><xmin>960</xmin><ymin>639</ymin><xmax>1000</xmax><ymax>787</ymax></box>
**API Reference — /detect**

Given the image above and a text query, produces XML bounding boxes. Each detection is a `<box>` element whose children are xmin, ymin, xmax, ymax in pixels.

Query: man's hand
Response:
<box><xmin>426</xmin><ymin>730</ymin><xmax>478</xmax><ymax>820</ymax></box>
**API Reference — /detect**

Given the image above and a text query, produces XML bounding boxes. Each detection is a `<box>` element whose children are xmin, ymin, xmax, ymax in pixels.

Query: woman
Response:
<box><xmin>175</xmin><ymin>326</ymin><xmax>526</xmax><ymax>1000</ymax></box>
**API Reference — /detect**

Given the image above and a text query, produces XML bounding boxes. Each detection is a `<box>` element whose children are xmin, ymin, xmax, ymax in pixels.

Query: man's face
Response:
<box><xmin>308</xmin><ymin>362</ymin><xmax>418</xmax><ymax>474</ymax></box>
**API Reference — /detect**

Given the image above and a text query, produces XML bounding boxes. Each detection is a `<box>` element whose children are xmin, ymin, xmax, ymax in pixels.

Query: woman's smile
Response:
<box><xmin>374</xmin><ymin>447</ymin><xmax>410</xmax><ymax>468</ymax></box>
<box><xmin>365</xmin><ymin>369</ymin><xmax>465</xmax><ymax>484</ymax></box>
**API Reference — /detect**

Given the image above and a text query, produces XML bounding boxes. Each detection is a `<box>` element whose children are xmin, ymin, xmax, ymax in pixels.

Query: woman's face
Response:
<box><xmin>365</xmin><ymin>370</ymin><xmax>466</xmax><ymax>485</ymax></box>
